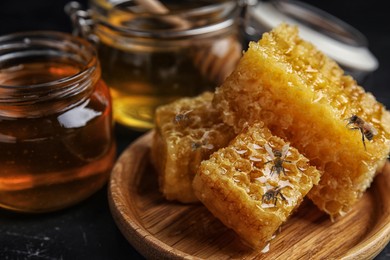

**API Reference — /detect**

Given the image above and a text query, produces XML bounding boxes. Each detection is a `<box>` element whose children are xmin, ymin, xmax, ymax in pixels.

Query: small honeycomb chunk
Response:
<box><xmin>213</xmin><ymin>23</ymin><xmax>390</xmax><ymax>219</ymax></box>
<box><xmin>193</xmin><ymin>123</ymin><xmax>321</xmax><ymax>249</ymax></box>
<box><xmin>151</xmin><ymin>92</ymin><xmax>235</xmax><ymax>203</ymax></box>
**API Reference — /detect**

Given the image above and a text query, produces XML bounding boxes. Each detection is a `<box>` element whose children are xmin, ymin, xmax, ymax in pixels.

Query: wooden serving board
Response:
<box><xmin>108</xmin><ymin>131</ymin><xmax>390</xmax><ymax>259</ymax></box>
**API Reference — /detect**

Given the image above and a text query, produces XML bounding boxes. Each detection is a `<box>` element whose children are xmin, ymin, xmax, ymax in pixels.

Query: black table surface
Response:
<box><xmin>1</xmin><ymin>0</ymin><xmax>389</xmax><ymax>259</ymax></box>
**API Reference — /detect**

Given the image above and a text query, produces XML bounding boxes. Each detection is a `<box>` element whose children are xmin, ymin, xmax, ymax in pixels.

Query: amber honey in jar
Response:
<box><xmin>68</xmin><ymin>0</ymin><xmax>243</xmax><ymax>130</ymax></box>
<box><xmin>0</xmin><ymin>31</ymin><xmax>116</xmax><ymax>213</ymax></box>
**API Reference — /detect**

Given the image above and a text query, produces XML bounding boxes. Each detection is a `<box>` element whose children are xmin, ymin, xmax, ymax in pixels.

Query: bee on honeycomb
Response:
<box><xmin>262</xmin><ymin>186</ymin><xmax>287</xmax><ymax>206</ymax></box>
<box><xmin>346</xmin><ymin>114</ymin><xmax>378</xmax><ymax>150</ymax></box>
<box><xmin>264</xmin><ymin>143</ymin><xmax>292</xmax><ymax>176</ymax></box>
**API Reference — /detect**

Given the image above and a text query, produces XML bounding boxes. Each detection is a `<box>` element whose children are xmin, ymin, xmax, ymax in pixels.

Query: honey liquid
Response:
<box><xmin>0</xmin><ymin>62</ymin><xmax>116</xmax><ymax>212</ymax></box>
<box><xmin>98</xmin><ymin>40</ymin><xmax>216</xmax><ymax>130</ymax></box>
<box><xmin>96</xmin><ymin>6</ymin><xmax>217</xmax><ymax>130</ymax></box>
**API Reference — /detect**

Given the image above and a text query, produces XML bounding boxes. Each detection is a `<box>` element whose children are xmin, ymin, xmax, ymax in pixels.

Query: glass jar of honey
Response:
<box><xmin>0</xmin><ymin>31</ymin><xmax>116</xmax><ymax>213</ymax></box>
<box><xmin>67</xmin><ymin>0</ymin><xmax>243</xmax><ymax>131</ymax></box>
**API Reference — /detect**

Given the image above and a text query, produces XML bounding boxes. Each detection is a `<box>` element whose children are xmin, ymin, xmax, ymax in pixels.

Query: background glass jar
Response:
<box><xmin>0</xmin><ymin>31</ymin><xmax>116</xmax><ymax>213</ymax></box>
<box><xmin>67</xmin><ymin>0</ymin><xmax>243</xmax><ymax>131</ymax></box>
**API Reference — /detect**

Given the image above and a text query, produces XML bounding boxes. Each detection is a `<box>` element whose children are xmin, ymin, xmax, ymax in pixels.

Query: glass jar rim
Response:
<box><xmin>89</xmin><ymin>0</ymin><xmax>241</xmax><ymax>38</ymax></box>
<box><xmin>0</xmin><ymin>30</ymin><xmax>97</xmax><ymax>90</ymax></box>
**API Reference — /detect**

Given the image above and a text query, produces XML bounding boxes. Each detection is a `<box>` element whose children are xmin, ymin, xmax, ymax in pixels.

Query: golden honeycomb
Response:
<box><xmin>151</xmin><ymin>92</ymin><xmax>235</xmax><ymax>203</ymax></box>
<box><xmin>213</xmin><ymin>23</ymin><xmax>390</xmax><ymax>219</ymax></box>
<box><xmin>193</xmin><ymin>122</ymin><xmax>321</xmax><ymax>249</ymax></box>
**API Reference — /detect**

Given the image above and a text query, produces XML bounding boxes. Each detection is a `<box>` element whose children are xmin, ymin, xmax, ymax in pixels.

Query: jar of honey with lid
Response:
<box><xmin>0</xmin><ymin>31</ymin><xmax>116</xmax><ymax>213</ymax></box>
<box><xmin>67</xmin><ymin>0</ymin><xmax>244</xmax><ymax>131</ymax></box>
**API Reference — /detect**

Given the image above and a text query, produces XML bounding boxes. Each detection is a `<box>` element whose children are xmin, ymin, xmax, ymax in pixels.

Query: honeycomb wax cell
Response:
<box><xmin>152</xmin><ymin>92</ymin><xmax>235</xmax><ymax>203</ymax></box>
<box><xmin>193</xmin><ymin>122</ymin><xmax>321</xmax><ymax>248</ymax></box>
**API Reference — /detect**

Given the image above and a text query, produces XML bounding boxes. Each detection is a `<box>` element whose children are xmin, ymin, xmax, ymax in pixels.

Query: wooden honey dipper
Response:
<box><xmin>133</xmin><ymin>0</ymin><xmax>242</xmax><ymax>84</ymax></box>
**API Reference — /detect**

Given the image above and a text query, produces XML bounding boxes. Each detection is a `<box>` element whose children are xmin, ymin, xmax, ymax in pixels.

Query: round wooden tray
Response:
<box><xmin>108</xmin><ymin>131</ymin><xmax>390</xmax><ymax>259</ymax></box>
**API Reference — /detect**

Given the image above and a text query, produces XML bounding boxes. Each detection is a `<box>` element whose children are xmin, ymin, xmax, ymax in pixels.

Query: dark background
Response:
<box><xmin>0</xmin><ymin>0</ymin><xmax>389</xmax><ymax>259</ymax></box>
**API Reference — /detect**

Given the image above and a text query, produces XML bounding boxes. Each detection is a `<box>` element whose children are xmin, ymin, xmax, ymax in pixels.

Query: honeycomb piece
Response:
<box><xmin>151</xmin><ymin>92</ymin><xmax>235</xmax><ymax>203</ymax></box>
<box><xmin>213</xmin><ymin>23</ymin><xmax>390</xmax><ymax>219</ymax></box>
<box><xmin>193</xmin><ymin>122</ymin><xmax>321</xmax><ymax>249</ymax></box>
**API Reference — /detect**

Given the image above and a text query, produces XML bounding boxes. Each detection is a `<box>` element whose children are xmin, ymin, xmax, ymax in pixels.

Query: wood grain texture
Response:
<box><xmin>108</xmin><ymin>131</ymin><xmax>390</xmax><ymax>260</ymax></box>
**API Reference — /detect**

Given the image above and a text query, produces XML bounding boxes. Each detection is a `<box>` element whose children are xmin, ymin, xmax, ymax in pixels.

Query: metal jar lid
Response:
<box><xmin>245</xmin><ymin>0</ymin><xmax>378</xmax><ymax>81</ymax></box>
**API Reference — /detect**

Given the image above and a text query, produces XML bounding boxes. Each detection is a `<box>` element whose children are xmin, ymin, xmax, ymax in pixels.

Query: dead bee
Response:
<box><xmin>346</xmin><ymin>115</ymin><xmax>377</xmax><ymax>150</ymax></box>
<box><xmin>262</xmin><ymin>186</ymin><xmax>287</xmax><ymax>206</ymax></box>
<box><xmin>264</xmin><ymin>144</ymin><xmax>292</xmax><ymax>176</ymax></box>
<box><xmin>191</xmin><ymin>141</ymin><xmax>214</xmax><ymax>151</ymax></box>
<box><xmin>174</xmin><ymin>110</ymin><xmax>192</xmax><ymax>125</ymax></box>
<box><xmin>191</xmin><ymin>141</ymin><xmax>202</xmax><ymax>150</ymax></box>
<box><xmin>191</xmin><ymin>132</ymin><xmax>214</xmax><ymax>151</ymax></box>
